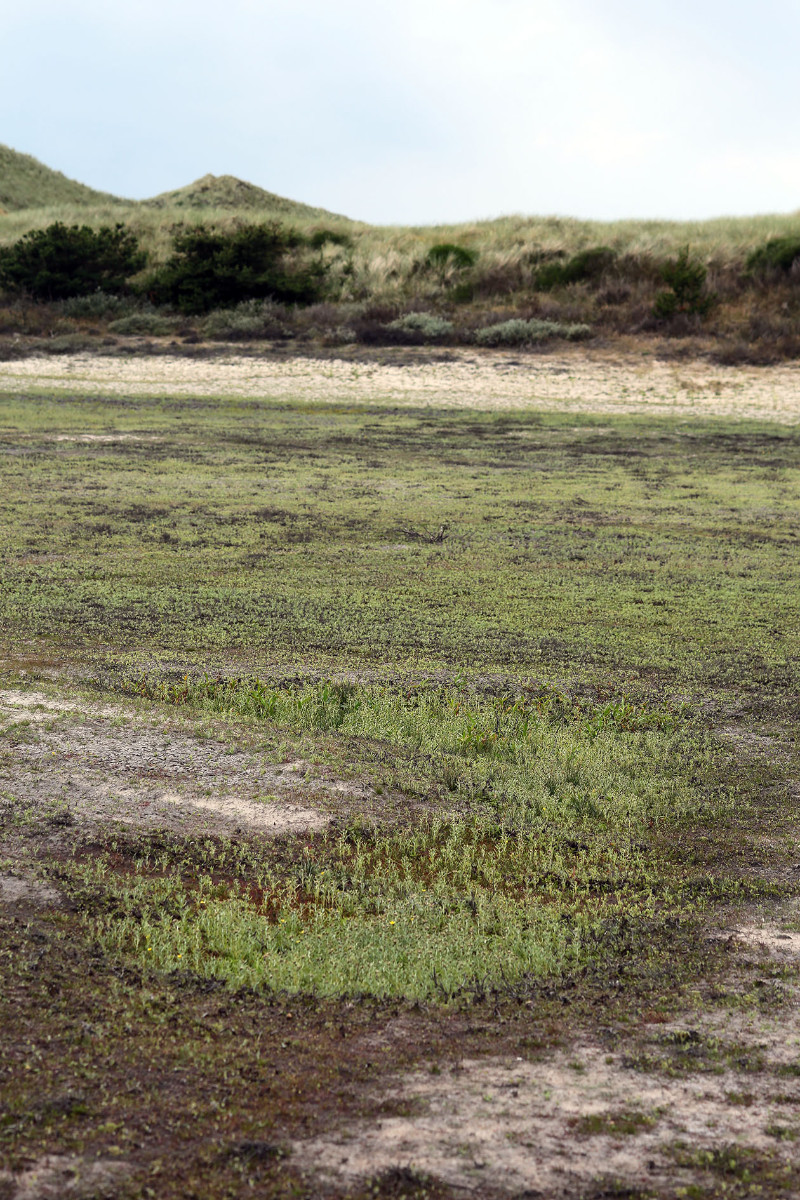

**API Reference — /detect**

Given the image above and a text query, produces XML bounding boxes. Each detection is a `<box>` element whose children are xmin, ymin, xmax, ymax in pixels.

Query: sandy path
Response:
<box><xmin>2</xmin><ymin>350</ymin><xmax>800</xmax><ymax>421</ymax></box>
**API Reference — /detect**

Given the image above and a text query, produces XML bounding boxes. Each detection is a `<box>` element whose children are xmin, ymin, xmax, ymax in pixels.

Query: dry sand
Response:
<box><xmin>3</xmin><ymin>350</ymin><xmax>800</xmax><ymax>422</ymax></box>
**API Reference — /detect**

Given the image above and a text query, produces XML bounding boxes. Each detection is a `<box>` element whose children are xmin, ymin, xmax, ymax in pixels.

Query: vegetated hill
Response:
<box><xmin>141</xmin><ymin>173</ymin><xmax>347</xmax><ymax>222</ymax></box>
<box><xmin>0</xmin><ymin>143</ymin><xmax>125</xmax><ymax>212</ymax></box>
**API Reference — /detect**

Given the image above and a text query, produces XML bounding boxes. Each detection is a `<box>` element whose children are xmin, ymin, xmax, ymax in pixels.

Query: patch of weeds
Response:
<box><xmin>355</xmin><ymin>1166</ymin><xmax>452</xmax><ymax>1199</ymax></box>
<box><xmin>765</xmin><ymin>1123</ymin><xmax>799</xmax><ymax>1141</ymax></box>
<box><xmin>572</xmin><ymin>1108</ymin><xmax>658</xmax><ymax>1136</ymax></box>
<box><xmin>625</xmin><ymin>1029</ymin><xmax>766</xmax><ymax>1077</ymax></box>
<box><xmin>668</xmin><ymin>1141</ymin><xmax>778</xmax><ymax>1186</ymax></box>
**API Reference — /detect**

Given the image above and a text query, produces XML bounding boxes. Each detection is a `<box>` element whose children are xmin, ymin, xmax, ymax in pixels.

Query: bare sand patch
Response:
<box><xmin>0</xmin><ymin>689</ymin><xmax>346</xmax><ymax>839</ymax></box>
<box><xmin>0</xmin><ymin>690</ymin><xmax>129</xmax><ymax>722</ymax></box>
<box><xmin>3</xmin><ymin>350</ymin><xmax>800</xmax><ymax>421</ymax></box>
<box><xmin>52</xmin><ymin>433</ymin><xmax>153</xmax><ymax>443</ymax></box>
<box><xmin>296</xmin><ymin>1041</ymin><xmax>800</xmax><ymax>1194</ymax></box>
<box><xmin>730</xmin><ymin>924</ymin><xmax>800</xmax><ymax>959</ymax></box>
<box><xmin>0</xmin><ymin>873</ymin><xmax>61</xmax><ymax>906</ymax></box>
<box><xmin>0</xmin><ymin>1154</ymin><xmax>128</xmax><ymax>1200</ymax></box>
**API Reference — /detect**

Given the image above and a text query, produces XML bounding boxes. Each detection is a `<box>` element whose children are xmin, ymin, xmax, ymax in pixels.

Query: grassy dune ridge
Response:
<box><xmin>2</xmin><ymin>143</ymin><xmax>800</xmax><ymax>362</ymax></box>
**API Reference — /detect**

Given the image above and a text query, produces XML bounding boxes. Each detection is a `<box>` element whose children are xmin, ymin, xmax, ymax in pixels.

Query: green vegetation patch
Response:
<box><xmin>65</xmin><ymin>674</ymin><xmax>724</xmax><ymax>999</ymax></box>
<box><xmin>1</xmin><ymin>394</ymin><xmax>798</xmax><ymax>705</ymax></box>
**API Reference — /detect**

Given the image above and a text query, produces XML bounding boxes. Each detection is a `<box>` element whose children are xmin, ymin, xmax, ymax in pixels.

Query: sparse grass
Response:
<box><xmin>2</xmin><ymin>377</ymin><xmax>800</xmax><ymax>1194</ymax></box>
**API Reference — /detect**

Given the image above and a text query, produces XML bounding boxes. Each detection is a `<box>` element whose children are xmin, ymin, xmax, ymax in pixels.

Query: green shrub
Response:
<box><xmin>308</xmin><ymin>229</ymin><xmax>353</xmax><ymax>250</ymax></box>
<box><xmin>144</xmin><ymin>223</ymin><xmax>325</xmax><ymax>314</ymax></box>
<box><xmin>386</xmin><ymin>311</ymin><xmax>454</xmax><ymax>341</ymax></box>
<box><xmin>535</xmin><ymin>246</ymin><xmax>616</xmax><ymax>291</ymax></box>
<box><xmin>201</xmin><ymin>299</ymin><xmax>288</xmax><ymax>340</ymax></box>
<box><xmin>0</xmin><ymin>223</ymin><xmax>144</xmax><ymax>300</ymax></box>
<box><xmin>425</xmin><ymin>243</ymin><xmax>478</xmax><ymax>271</ymax></box>
<box><xmin>475</xmin><ymin>318</ymin><xmax>591</xmax><ymax>346</ymax></box>
<box><xmin>653</xmin><ymin>247</ymin><xmax>716</xmax><ymax>319</ymax></box>
<box><xmin>746</xmin><ymin>237</ymin><xmax>800</xmax><ymax>276</ymax></box>
<box><xmin>107</xmin><ymin>312</ymin><xmax>178</xmax><ymax>336</ymax></box>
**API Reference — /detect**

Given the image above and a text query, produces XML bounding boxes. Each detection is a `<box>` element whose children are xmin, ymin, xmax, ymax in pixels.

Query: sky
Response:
<box><xmin>3</xmin><ymin>0</ymin><xmax>800</xmax><ymax>225</ymax></box>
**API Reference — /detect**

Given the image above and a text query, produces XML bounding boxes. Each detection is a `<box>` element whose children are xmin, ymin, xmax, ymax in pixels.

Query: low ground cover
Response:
<box><xmin>1</xmin><ymin>376</ymin><xmax>800</xmax><ymax>1196</ymax></box>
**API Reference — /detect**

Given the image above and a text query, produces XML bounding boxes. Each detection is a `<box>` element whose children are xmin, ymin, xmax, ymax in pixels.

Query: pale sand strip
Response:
<box><xmin>2</xmin><ymin>351</ymin><xmax>800</xmax><ymax>422</ymax></box>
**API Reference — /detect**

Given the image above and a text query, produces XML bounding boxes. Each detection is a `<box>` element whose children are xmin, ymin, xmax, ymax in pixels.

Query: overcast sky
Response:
<box><xmin>4</xmin><ymin>0</ymin><xmax>800</xmax><ymax>224</ymax></box>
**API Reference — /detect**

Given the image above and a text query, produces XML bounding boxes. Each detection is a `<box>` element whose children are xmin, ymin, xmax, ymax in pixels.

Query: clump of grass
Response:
<box><xmin>78</xmin><ymin>674</ymin><xmax>716</xmax><ymax>999</ymax></box>
<box><xmin>74</xmin><ymin>795</ymin><xmax>697</xmax><ymax>1000</ymax></box>
<box><xmin>474</xmin><ymin>318</ymin><xmax>591</xmax><ymax>345</ymax></box>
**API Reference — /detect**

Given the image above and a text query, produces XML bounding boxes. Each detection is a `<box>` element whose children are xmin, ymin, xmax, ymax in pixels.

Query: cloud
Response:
<box><xmin>3</xmin><ymin>0</ymin><xmax>800</xmax><ymax>221</ymax></box>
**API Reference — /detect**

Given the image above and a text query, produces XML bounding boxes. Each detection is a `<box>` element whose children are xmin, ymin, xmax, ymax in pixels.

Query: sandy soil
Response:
<box><xmin>0</xmin><ymin>1154</ymin><xmax>127</xmax><ymax>1200</ymax></box>
<box><xmin>3</xmin><ymin>350</ymin><xmax>800</xmax><ymax>421</ymax></box>
<box><xmin>297</xmin><ymin>1027</ymin><xmax>800</xmax><ymax>1194</ymax></box>
<box><xmin>0</xmin><ymin>689</ymin><xmax>354</xmax><ymax>844</ymax></box>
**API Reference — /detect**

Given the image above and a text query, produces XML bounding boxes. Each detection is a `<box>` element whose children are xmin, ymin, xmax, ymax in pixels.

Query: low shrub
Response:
<box><xmin>535</xmin><ymin>246</ymin><xmax>616</xmax><ymax>291</ymax></box>
<box><xmin>653</xmin><ymin>248</ymin><xmax>716</xmax><ymax>319</ymax></box>
<box><xmin>0</xmin><ymin>222</ymin><xmax>144</xmax><ymax>300</ymax></box>
<box><xmin>474</xmin><ymin>318</ymin><xmax>591</xmax><ymax>346</ymax></box>
<box><xmin>144</xmin><ymin>223</ymin><xmax>325</xmax><ymax>314</ymax></box>
<box><xmin>746</xmin><ymin>237</ymin><xmax>800</xmax><ymax>277</ymax></box>
<box><xmin>201</xmin><ymin>299</ymin><xmax>289</xmax><ymax>341</ymax></box>
<box><xmin>425</xmin><ymin>243</ymin><xmax>478</xmax><ymax>271</ymax></box>
<box><xmin>308</xmin><ymin>228</ymin><xmax>353</xmax><ymax>250</ymax></box>
<box><xmin>60</xmin><ymin>291</ymin><xmax>136</xmax><ymax>319</ymax></box>
<box><xmin>107</xmin><ymin>312</ymin><xmax>179</xmax><ymax>336</ymax></box>
<box><xmin>385</xmin><ymin>311</ymin><xmax>454</xmax><ymax>342</ymax></box>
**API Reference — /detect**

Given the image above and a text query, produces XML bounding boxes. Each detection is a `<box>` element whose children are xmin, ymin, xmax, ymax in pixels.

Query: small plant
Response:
<box><xmin>0</xmin><ymin>222</ymin><xmax>144</xmax><ymax>300</ymax></box>
<box><xmin>653</xmin><ymin>247</ymin><xmax>716</xmax><ymax>319</ymax></box>
<box><xmin>386</xmin><ymin>311</ymin><xmax>454</xmax><ymax>341</ymax></box>
<box><xmin>474</xmin><ymin>318</ymin><xmax>591</xmax><ymax>346</ymax></box>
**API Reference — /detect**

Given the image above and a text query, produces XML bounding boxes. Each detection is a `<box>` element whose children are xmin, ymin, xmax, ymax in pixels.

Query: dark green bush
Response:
<box><xmin>746</xmin><ymin>237</ymin><xmax>800</xmax><ymax>276</ymax></box>
<box><xmin>425</xmin><ymin>243</ymin><xmax>478</xmax><ymax>271</ymax></box>
<box><xmin>535</xmin><ymin>246</ymin><xmax>616</xmax><ymax>291</ymax></box>
<box><xmin>145</xmin><ymin>223</ymin><xmax>325</xmax><ymax>314</ymax></box>
<box><xmin>653</xmin><ymin>248</ymin><xmax>716</xmax><ymax>319</ymax></box>
<box><xmin>308</xmin><ymin>229</ymin><xmax>352</xmax><ymax>250</ymax></box>
<box><xmin>0</xmin><ymin>223</ymin><xmax>144</xmax><ymax>300</ymax></box>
